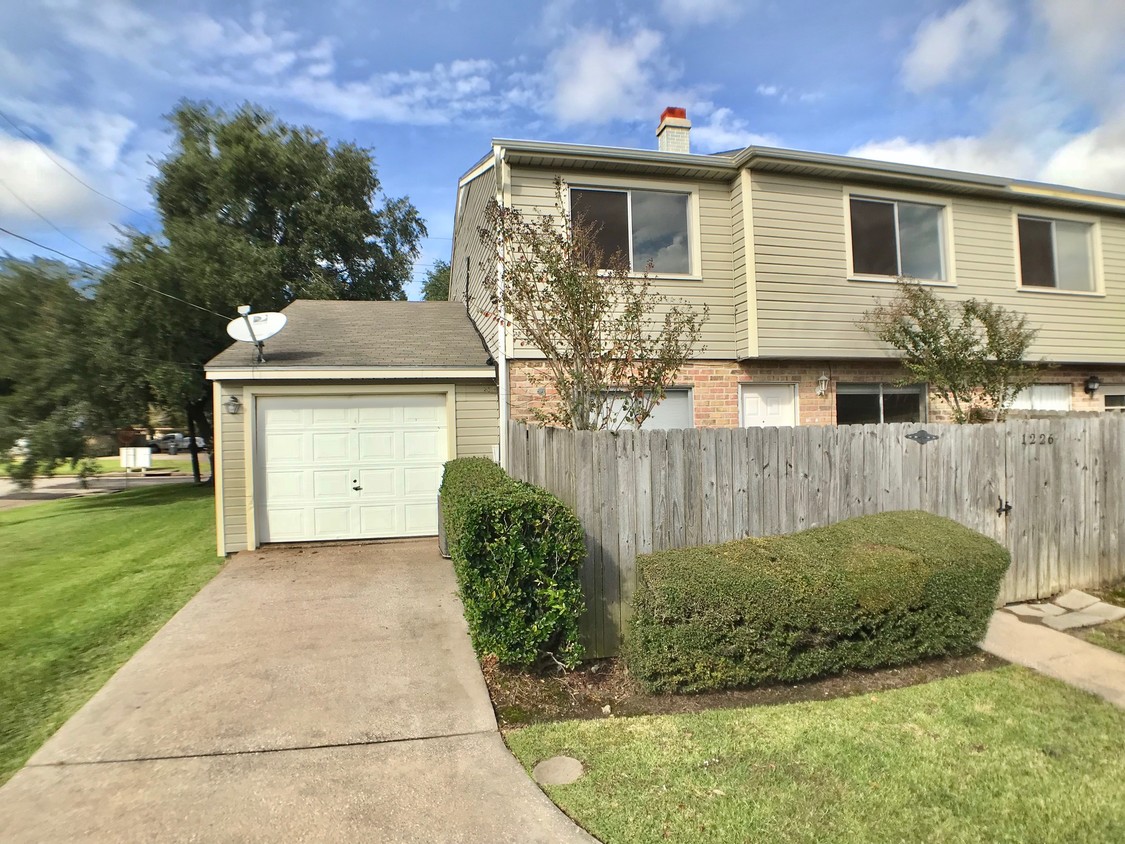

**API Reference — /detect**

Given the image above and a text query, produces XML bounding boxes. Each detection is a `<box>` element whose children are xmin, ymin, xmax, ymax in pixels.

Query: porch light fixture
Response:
<box><xmin>815</xmin><ymin>373</ymin><xmax>830</xmax><ymax>396</ymax></box>
<box><xmin>1085</xmin><ymin>375</ymin><xmax>1101</xmax><ymax>396</ymax></box>
<box><xmin>223</xmin><ymin>395</ymin><xmax>243</xmax><ymax>415</ymax></box>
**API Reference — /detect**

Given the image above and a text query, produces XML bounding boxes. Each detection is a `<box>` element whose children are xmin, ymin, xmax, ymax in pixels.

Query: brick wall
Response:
<box><xmin>507</xmin><ymin>359</ymin><xmax>1125</xmax><ymax>427</ymax></box>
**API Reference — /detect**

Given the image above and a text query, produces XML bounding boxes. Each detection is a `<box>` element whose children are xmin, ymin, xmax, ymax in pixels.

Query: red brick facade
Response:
<box><xmin>508</xmin><ymin>359</ymin><xmax>1125</xmax><ymax>427</ymax></box>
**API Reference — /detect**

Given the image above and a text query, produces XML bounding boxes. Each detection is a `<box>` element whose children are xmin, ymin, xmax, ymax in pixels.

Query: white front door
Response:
<box><xmin>255</xmin><ymin>394</ymin><xmax>448</xmax><ymax>543</ymax></box>
<box><xmin>741</xmin><ymin>384</ymin><xmax>797</xmax><ymax>427</ymax></box>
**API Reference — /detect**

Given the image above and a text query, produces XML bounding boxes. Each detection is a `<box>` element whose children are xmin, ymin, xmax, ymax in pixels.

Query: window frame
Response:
<box><xmin>843</xmin><ymin>186</ymin><xmax>956</xmax><ymax>286</ymax></box>
<box><xmin>600</xmin><ymin>386</ymin><xmax>695</xmax><ymax>430</ymax></box>
<box><xmin>1102</xmin><ymin>385</ymin><xmax>1125</xmax><ymax>412</ymax></box>
<box><xmin>835</xmin><ymin>382</ymin><xmax>929</xmax><ymax>425</ymax></box>
<box><xmin>565</xmin><ymin>176</ymin><xmax>702</xmax><ymax>280</ymax></box>
<box><xmin>1012</xmin><ymin>207</ymin><xmax>1104</xmax><ymax>297</ymax></box>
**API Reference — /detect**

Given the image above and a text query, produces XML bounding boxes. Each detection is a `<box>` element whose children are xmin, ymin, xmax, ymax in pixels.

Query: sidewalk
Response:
<box><xmin>981</xmin><ymin>611</ymin><xmax>1125</xmax><ymax>708</ymax></box>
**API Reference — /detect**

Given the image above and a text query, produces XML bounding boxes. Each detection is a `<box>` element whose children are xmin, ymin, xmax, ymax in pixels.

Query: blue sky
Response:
<box><xmin>2</xmin><ymin>0</ymin><xmax>1123</xmax><ymax>298</ymax></box>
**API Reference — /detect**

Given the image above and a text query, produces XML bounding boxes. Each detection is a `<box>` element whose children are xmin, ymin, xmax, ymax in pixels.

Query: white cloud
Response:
<box><xmin>755</xmin><ymin>82</ymin><xmax>823</xmax><ymax>105</ymax></box>
<box><xmin>902</xmin><ymin>0</ymin><xmax>1013</xmax><ymax>92</ymax></box>
<box><xmin>547</xmin><ymin>28</ymin><xmax>669</xmax><ymax>124</ymax></box>
<box><xmin>691</xmin><ymin>107</ymin><xmax>778</xmax><ymax>153</ymax></box>
<box><xmin>1040</xmin><ymin>121</ymin><xmax>1125</xmax><ymax>193</ymax></box>
<box><xmin>658</xmin><ymin>0</ymin><xmax>743</xmax><ymax>25</ymax></box>
<box><xmin>847</xmin><ymin>135</ymin><xmax>1039</xmax><ymax>181</ymax></box>
<box><xmin>0</xmin><ymin>134</ymin><xmax>117</xmax><ymax>231</ymax></box>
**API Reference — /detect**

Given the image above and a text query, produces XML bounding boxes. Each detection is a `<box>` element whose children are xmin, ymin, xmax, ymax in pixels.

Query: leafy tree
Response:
<box><xmin>421</xmin><ymin>259</ymin><xmax>451</xmax><ymax>301</ymax></box>
<box><xmin>96</xmin><ymin>101</ymin><xmax>427</xmax><ymax>478</ymax></box>
<box><xmin>478</xmin><ymin>179</ymin><xmax>706</xmax><ymax>430</ymax></box>
<box><xmin>0</xmin><ymin>258</ymin><xmax>101</xmax><ymax>486</ymax></box>
<box><xmin>864</xmin><ymin>280</ymin><xmax>1039</xmax><ymax>423</ymax></box>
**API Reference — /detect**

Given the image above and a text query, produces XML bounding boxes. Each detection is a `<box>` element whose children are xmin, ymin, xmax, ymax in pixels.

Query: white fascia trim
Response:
<box><xmin>206</xmin><ymin>367</ymin><xmax>496</xmax><ymax>381</ymax></box>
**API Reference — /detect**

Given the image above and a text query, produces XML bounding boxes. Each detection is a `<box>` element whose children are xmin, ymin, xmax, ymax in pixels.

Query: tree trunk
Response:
<box><xmin>187</xmin><ymin>392</ymin><xmax>215</xmax><ymax>487</ymax></box>
<box><xmin>186</xmin><ymin>407</ymin><xmax>202</xmax><ymax>484</ymax></box>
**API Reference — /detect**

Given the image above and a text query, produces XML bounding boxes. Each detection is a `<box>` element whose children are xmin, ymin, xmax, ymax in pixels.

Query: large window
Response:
<box><xmin>836</xmin><ymin>383</ymin><xmax>926</xmax><ymax>425</ymax></box>
<box><xmin>600</xmin><ymin>388</ymin><xmax>693</xmax><ymax>430</ymax></box>
<box><xmin>570</xmin><ymin>187</ymin><xmax>692</xmax><ymax>275</ymax></box>
<box><xmin>1010</xmin><ymin>384</ymin><xmax>1071</xmax><ymax>411</ymax></box>
<box><xmin>1017</xmin><ymin>216</ymin><xmax>1096</xmax><ymax>292</ymax></box>
<box><xmin>849</xmin><ymin>196</ymin><xmax>946</xmax><ymax>281</ymax></box>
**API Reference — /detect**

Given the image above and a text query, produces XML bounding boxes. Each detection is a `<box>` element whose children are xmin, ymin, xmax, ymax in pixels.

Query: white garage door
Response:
<box><xmin>255</xmin><ymin>394</ymin><xmax>449</xmax><ymax>543</ymax></box>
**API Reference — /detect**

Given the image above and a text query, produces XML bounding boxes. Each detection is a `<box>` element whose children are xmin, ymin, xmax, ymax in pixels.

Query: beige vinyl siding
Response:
<box><xmin>451</xmin><ymin>165</ymin><xmax>500</xmax><ymax>357</ymax></box>
<box><xmin>213</xmin><ymin>379</ymin><xmax>500</xmax><ymax>554</ymax></box>
<box><xmin>217</xmin><ymin>381</ymin><xmax>248</xmax><ymax>554</ymax></box>
<box><xmin>751</xmin><ymin>170</ymin><xmax>1125</xmax><ymax>362</ymax></box>
<box><xmin>731</xmin><ymin>174</ymin><xmax>749</xmax><ymax>356</ymax></box>
<box><xmin>455</xmin><ymin>381</ymin><xmax>500</xmax><ymax>457</ymax></box>
<box><xmin>506</xmin><ymin>166</ymin><xmax>737</xmax><ymax>359</ymax></box>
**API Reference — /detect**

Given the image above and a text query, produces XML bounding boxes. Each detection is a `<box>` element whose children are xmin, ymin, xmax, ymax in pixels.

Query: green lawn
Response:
<box><xmin>19</xmin><ymin>456</ymin><xmax>187</xmax><ymax>477</ymax></box>
<box><xmin>507</xmin><ymin>667</ymin><xmax>1125</xmax><ymax>844</ymax></box>
<box><xmin>0</xmin><ymin>484</ymin><xmax>221</xmax><ymax>784</ymax></box>
<box><xmin>1086</xmin><ymin>583</ymin><xmax>1125</xmax><ymax>657</ymax></box>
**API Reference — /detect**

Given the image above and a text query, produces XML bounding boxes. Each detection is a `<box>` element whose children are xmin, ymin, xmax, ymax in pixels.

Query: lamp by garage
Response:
<box><xmin>223</xmin><ymin>395</ymin><xmax>243</xmax><ymax>415</ymax></box>
<box><xmin>1085</xmin><ymin>375</ymin><xmax>1101</xmax><ymax>396</ymax></box>
<box><xmin>815</xmin><ymin>373</ymin><xmax>830</xmax><ymax>396</ymax></box>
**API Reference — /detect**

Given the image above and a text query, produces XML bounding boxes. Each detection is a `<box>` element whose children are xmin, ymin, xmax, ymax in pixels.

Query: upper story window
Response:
<box><xmin>849</xmin><ymin>196</ymin><xmax>947</xmax><ymax>281</ymax></box>
<box><xmin>1017</xmin><ymin>215</ymin><xmax>1096</xmax><ymax>292</ymax></box>
<box><xmin>570</xmin><ymin>187</ymin><xmax>692</xmax><ymax>275</ymax></box>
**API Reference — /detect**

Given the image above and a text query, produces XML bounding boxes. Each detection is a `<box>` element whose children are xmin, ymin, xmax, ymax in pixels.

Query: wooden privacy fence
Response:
<box><xmin>508</xmin><ymin>417</ymin><xmax>1125</xmax><ymax>657</ymax></box>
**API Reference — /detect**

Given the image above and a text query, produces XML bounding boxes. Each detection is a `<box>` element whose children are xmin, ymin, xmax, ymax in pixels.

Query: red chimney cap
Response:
<box><xmin>660</xmin><ymin>106</ymin><xmax>687</xmax><ymax>121</ymax></box>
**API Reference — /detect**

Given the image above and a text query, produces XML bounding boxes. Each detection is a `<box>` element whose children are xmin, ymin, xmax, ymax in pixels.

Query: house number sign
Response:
<box><xmin>1021</xmin><ymin>433</ymin><xmax>1055</xmax><ymax>446</ymax></box>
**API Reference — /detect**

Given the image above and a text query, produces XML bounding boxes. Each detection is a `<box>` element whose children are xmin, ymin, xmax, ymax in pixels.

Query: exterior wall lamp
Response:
<box><xmin>815</xmin><ymin>373</ymin><xmax>830</xmax><ymax>397</ymax></box>
<box><xmin>223</xmin><ymin>395</ymin><xmax>243</xmax><ymax>415</ymax></box>
<box><xmin>1085</xmin><ymin>375</ymin><xmax>1101</xmax><ymax>396</ymax></box>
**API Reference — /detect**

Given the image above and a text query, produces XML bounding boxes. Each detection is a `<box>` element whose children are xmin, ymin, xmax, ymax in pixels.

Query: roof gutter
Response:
<box><xmin>204</xmin><ymin>366</ymin><xmax>497</xmax><ymax>381</ymax></box>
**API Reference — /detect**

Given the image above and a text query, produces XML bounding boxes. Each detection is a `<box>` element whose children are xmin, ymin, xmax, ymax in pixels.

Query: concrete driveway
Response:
<box><xmin>0</xmin><ymin>540</ymin><xmax>593</xmax><ymax>843</ymax></box>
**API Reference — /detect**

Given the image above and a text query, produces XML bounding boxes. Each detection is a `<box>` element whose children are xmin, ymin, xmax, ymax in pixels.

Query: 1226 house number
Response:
<box><xmin>1022</xmin><ymin>433</ymin><xmax>1055</xmax><ymax>445</ymax></box>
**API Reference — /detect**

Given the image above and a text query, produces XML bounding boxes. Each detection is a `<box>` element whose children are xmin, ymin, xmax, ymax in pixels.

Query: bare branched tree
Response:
<box><xmin>479</xmin><ymin>178</ymin><xmax>707</xmax><ymax>430</ymax></box>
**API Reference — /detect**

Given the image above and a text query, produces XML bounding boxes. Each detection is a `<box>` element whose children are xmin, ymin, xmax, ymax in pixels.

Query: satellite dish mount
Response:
<box><xmin>226</xmin><ymin>306</ymin><xmax>287</xmax><ymax>364</ymax></box>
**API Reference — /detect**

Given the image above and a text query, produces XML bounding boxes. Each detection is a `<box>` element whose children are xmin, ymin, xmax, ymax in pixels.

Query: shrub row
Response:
<box><xmin>627</xmin><ymin>511</ymin><xmax>1009</xmax><ymax>693</ymax></box>
<box><xmin>440</xmin><ymin>457</ymin><xmax>585</xmax><ymax>668</ymax></box>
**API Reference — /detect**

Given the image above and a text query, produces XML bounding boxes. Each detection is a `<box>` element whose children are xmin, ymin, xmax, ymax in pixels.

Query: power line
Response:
<box><xmin>0</xmin><ymin>108</ymin><xmax>147</xmax><ymax>218</ymax></box>
<box><xmin>0</xmin><ymin>226</ymin><xmax>232</xmax><ymax>321</ymax></box>
<box><xmin>0</xmin><ymin>177</ymin><xmax>106</xmax><ymax>261</ymax></box>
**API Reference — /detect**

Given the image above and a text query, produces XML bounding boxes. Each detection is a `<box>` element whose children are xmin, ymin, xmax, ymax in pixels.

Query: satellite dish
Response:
<box><xmin>226</xmin><ymin>312</ymin><xmax>287</xmax><ymax>343</ymax></box>
<box><xmin>226</xmin><ymin>309</ymin><xmax>287</xmax><ymax>363</ymax></box>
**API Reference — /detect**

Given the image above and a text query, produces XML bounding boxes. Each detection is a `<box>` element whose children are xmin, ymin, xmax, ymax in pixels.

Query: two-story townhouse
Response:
<box><xmin>451</xmin><ymin>108</ymin><xmax>1125</xmax><ymax>461</ymax></box>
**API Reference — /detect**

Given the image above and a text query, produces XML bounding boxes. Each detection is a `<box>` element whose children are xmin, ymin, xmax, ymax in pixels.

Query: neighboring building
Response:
<box><xmin>451</xmin><ymin>107</ymin><xmax>1125</xmax><ymax>459</ymax></box>
<box><xmin>206</xmin><ymin>109</ymin><xmax>1125</xmax><ymax>554</ymax></box>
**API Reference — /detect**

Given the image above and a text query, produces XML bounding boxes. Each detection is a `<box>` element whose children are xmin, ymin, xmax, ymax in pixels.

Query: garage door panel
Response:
<box><xmin>358</xmin><ymin>467</ymin><xmax>397</xmax><ymax>499</ymax></box>
<box><xmin>357</xmin><ymin>431</ymin><xmax>397</xmax><ymax>461</ymax></box>
<box><xmin>358</xmin><ymin>504</ymin><xmax>399</xmax><ymax>534</ymax></box>
<box><xmin>312</xmin><ymin>507</ymin><xmax>352</xmax><ymax>538</ymax></box>
<box><xmin>403</xmin><ymin>465</ymin><xmax>441</xmax><ymax>496</ymax></box>
<box><xmin>256</xmin><ymin>393</ymin><xmax>449</xmax><ymax>544</ymax></box>
<box><xmin>404</xmin><ymin>502</ymin><xmax>438</xmax><ymax>533</ymax></box>
<box><xmin>265</xmin><ymin>470</ymin><xmax>305</xmax><ymax>500</ymax></box>
<box><xmin>403</xmin><ymin>430</ymin><xmax>442</xmax><ymax>460</ymax></box>
<box><xmin>312</xmin><ymin>469</ymin><xmax>353</xmax><ymax>498</ymax></box>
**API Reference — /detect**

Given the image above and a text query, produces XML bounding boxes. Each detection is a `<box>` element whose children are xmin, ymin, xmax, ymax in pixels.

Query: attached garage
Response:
<box><xmin>206</xmin><ymin>300</ymin><xmax>499</xmax><ymax>555</ymax></box>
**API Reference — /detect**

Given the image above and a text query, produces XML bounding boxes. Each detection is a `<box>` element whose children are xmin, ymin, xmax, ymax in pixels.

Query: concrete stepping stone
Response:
<box><xmin>533</xmin><ymin>756</ymin><xmax>584</xmax><ymax>786</ymax></box>
<box><xmin>1037</xmin><ymin>604</ymin><xmax>1067</xmax><ymax>617</ymax></box>
<box><xmin>1043</xmin><ymin>612</ymin><xmax>1106</xmax><ymax>631</ymax></box>
<box><xmin>1005</xmin><ymin>604</ymin><xmax>1046</xmax><ymax>619</ymax></box>
<box><xmin>1053</xmin><ymin>590</ymin><xmax>1100</xmax><ymax>611</ymax></box>
<box><xmin>1082</xmin><ymin>602</ymin><xmax>1125</xmax><ymax>623</ymax></box>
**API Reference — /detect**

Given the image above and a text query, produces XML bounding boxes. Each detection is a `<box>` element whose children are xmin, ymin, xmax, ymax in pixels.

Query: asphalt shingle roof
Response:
<box><xmin>205</xmin><ymin>300</ymin><xmax>493</xmax><ymax>370</ymax></box>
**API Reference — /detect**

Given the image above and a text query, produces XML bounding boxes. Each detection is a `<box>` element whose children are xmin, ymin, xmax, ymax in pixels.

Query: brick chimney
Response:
<box><xmin>656</xmin><ymin>106</ymin><xmax>691</xmax><ymax>153</ymax></box>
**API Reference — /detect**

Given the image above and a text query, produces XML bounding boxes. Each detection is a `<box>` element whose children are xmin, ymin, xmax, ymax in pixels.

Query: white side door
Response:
<box><xmin>741</xmin><ymin>384</ymin><xmax>797</xmax><ymax>427</ymax></box>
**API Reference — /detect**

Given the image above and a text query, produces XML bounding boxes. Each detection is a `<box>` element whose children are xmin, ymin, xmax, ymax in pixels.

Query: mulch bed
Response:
<box><xmin>482</xmin><ymin>650</ymin><xmax>1007</xmax><ymax>729</ymax></box>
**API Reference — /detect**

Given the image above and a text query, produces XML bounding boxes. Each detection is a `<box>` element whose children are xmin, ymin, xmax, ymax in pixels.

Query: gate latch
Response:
<box><xmin>996</xmin><ymin>497</ymin><xmax>1013</xmax><ymax>517</ymax></box>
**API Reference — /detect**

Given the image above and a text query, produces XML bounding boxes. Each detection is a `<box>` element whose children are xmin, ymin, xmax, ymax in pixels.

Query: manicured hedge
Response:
<box><xmin>626</xmin><ymin>511</ymin><xmax>1009</xmax><ymax>693</ymax></box>
<box><xmin>440</xmin><ymin>458</ymin><xmax>585</xmax><ymax>668</ymax></box>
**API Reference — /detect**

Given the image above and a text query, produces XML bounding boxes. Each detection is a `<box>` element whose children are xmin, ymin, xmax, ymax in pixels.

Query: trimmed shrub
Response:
<box><xmin>440</xmin><ymin>457</ymin><xmax>585</xmax><ymax>668</ymax></box>
<box><xmin>627</xmin><ymin>511</ymin><xmax>1009</xmax><ymax>693</ymax></box>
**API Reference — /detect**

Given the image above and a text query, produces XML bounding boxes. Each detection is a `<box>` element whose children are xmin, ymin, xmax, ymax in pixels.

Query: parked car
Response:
<box><xmin>148</xmin><ymin>433</ymin><xmax>206</xmax><ymax>455</ymax></box>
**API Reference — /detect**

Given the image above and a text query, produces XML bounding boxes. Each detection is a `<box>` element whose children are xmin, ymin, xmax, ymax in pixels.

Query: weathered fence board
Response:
<box><xmin>509</xmin><ymin>417</ymin><xmax>1125</xmax><ymax>657</ymax></box>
